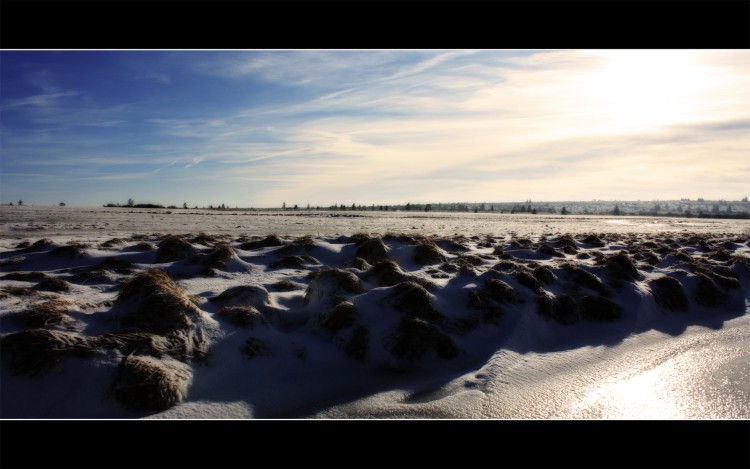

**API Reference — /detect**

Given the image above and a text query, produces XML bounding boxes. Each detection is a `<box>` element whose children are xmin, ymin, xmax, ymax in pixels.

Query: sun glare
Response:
<box><xmin>576</xmin><ymin>50</ymin><xmax>716</xmax><ymax>132</ymax></box>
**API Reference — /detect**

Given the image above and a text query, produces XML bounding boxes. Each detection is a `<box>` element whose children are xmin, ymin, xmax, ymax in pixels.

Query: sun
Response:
<box><xmin>575</xmin><ymin>50</ymin><xmax>716</xmax><ymax>132</ymax></box>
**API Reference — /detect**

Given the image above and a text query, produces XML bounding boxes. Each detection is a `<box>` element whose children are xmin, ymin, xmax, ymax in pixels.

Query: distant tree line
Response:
<box><xmin>97</xmin><ymin>197</ymin><xmax>750</xmax><ymax>220</ymax></box>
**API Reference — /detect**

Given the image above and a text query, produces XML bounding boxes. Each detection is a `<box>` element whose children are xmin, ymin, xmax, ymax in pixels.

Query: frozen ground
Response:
<box><xmin>0</xmin><ymin>206</ymin><xmax>748</xmax><ymax>419</ymax></box>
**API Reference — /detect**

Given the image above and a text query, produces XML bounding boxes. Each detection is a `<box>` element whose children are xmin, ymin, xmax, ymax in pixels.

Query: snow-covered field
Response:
<box><xmin>1</xmin><ymin>206</ymin><xmax>748</xmax><ymax>419</ymax></box>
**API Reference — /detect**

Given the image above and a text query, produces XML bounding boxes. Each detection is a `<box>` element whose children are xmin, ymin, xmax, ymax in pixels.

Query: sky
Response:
<box><xmin>1</xmin><ymin>49</ymin><xmax>749</xmax><ymax>208</ymax></box>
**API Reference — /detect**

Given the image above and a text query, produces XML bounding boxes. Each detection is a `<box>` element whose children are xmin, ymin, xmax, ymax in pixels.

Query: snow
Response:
<box><xmin>1</xmin><ymin>206</ymin><xmax>748</xmax><ymax>419</ymax></box>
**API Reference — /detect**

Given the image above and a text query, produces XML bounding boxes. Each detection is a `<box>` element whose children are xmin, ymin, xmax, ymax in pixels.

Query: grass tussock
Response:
<box><xmin>304</xmin><ymin>268</ymin><xmax>365</xmax><ymax>306</ymax></box>
<box><xmin>95</xmin><ymin>332</ymin><xmax>174</xmax><ymax>358</ymax></box>
<box><xmin>270</xmin><ymin>279</ymin><xmax>301</xmax><ymax>291</ymax></box>
<box><xmin>578</xmin><ymin>295</ymin><xmax>623</xmax><ymax>322</ymax></box>
<box><xmin>693</xmin><ymin>273</ymin><xmax>725</xmax><ymax>308</ymax></box>
<box><xmin>536</xmin><ymin>293</ymin><xmax>581</xmax><ymax>325</ymax></box>
<box><xmin>216</xmin><ymin>306</ymin><xmax>267</xmax><ymax>328</ymax></box>
<box><xmin>320</xmin><ymin>300</ymin><xmax>359</xmax><ymax>332</ymax></box>
<box><xmin>537</xmin><ymin>243</ymin><xmax>565</xmax><ymax>258</ymax></box>
<box><xmin>20</xmin><ymin>239</ymin><xmax>53</xmax><ymax>253</ymax></box>
<box><xmin>270</xmin><ymin>255</ymin><xmax>320</xmax><ymax>269</ymax></box>
<box><xmin>355</xmin><ymin>237</ymin><xmax>389</xmax><ymax>265</ymax></box>
<box><xmin>348</xmin><ymin>233</ymin><xmax>373</xmax><ymax>246</ymax></box>
<box><xmin>600</xmin><ymin>252</ymin><xmax>641</xmax><ymax>283</ymax></box>
<box><xmin>116</xmin><ymin>270</ymin><xmax>206</xmax><ymax>346</ymax></box>
<box><xmin>211</xmin><ymin>284</ymin><xmax>271</xmax><ymax>309</ymax></box>
<box><xmin>94</xmin><ymin>257</ymin><xmax>134</xmax><ymax>273</ymax></box>
<box><xmin>513</xmin><ymin>269</ymin><xmax>542</xmax><ymax>293</ymax></box>
<box><xmin>580</xmin><ymin>234</ymin><xmax>605</xmax><ymax>247</ymax></box>
<box><xmin>100</xmin><ymin>238</ymin><xmax>126</xmax><ymax>248</ymax></box>
<box><xmin>650</xmin><ymin>276</ymin><xmax>689</xmax><ymax>312</ymax></box>
<box><xmin>49</xmin><ymin>244</ymin><xmax>88</xmax><ymax>259</ymax></box>
<box><xmin>9</xmin><ymin>300</ymin><xmax>74</xmax><ymax>328</ymax></box>
<box><xmin>562</xmin><ymin>264</ymin><xmax>612</xmax><ymax>298</ymax></box>
<box><xmin>2</xmin><ymin>271</ymin><xmax>49</xmax><ymax>282</ymax></box>
<box><xmin>0</xmin><ymin>329</ymin><xmax>99</xmax><ymax>377</ymax></box>
<box><xmin>155</xmin><ymin>236</ymin><xmax>194</xmax><ymax>263</ymax></box>
<box><xmin>239</xmin><ymin>236</ymin><xmax>282</xmax><ymax>251</ymax></box>
<box><xmin>413</xmin><ymin>241</ymin><xmax>446</xmax><ymax>265</ymax></box>
<box><xmin>388</xmin><ymin>318</ymin><xmax>458</xmax><ymax>360</ymax></box>
<box><xmin>35</xmin><ymin>276</ymin><xmax>71</xmax><ymax>292</ymax></box>
<box><xmin>385</xmin><ymin>281</ymin><xmax>441</xmax><ymax>321</ymax></box>
<box><xmin>110</xmin><ymin>354</ymin><xmax>192</xmax><ymax>411</ymax></box>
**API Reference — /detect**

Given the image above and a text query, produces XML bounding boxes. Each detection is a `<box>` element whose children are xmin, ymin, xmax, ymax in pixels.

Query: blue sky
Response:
<box><xmin>1</xmin><ymin>50</ymin><xmax>748</xmax><ymax>207</ymax></box>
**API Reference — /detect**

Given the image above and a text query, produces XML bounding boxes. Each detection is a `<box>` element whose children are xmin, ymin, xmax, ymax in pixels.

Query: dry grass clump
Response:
<box><xmin>709</xmin><ymin>248</ymin><xmax>733</xmax><ymax>262</ymax></box>
<box><xmin>512</xmin><ymin>269</ymin><xmax>542</xmax><ymax>293</ymax></box>
<box><xmin>536</xmin><ymin>293</ymin><xmax>581</xmax><ymax>325</ymax></box>
<box><xmin>348</xmin><ymin>257</ymin><xmax>371</xmax><ymax>270</ymax></box>
<box><xmin>508</xmin><ymin>237</ymin><xmax>535</xmax><ymax>250</ymax></box>
<box><xmin>110</xmin><ymin>354</ymin><xmax>192</xmax><ymax>411</ymax></box>
<box><xmin>94</xmin><ymin>257</ymin><xmax>134</xmax><ymax>273</ymax></box>
<box><xmin>369</xmin><ymin>259</ymin><xmax>403</xmax><ymax>285</ymax></box>
<box><xmin>20</xmin><ymin>239</ymin><xmax>53</xmax><ymax>253</ymax></box>
<box><xmin>0</xmin><ymin>329</ymin><xmax>99</xmax><ymax>377</ymax></box>
<box><xmin>270</xmin><ymin>279</ymin><xmax>300</xmax><ymax>291</ymax></box>
<box><xmin>216</xmin><ymin>305</ymin><xmax>267</xmax><ymax>328</ymax></box>
<box><xmin>320</xmin><ymin>300</ymin><xmax>360</xmax><ymax>332</ymax></box>
<box><xmin>557</xmin><ymin>235</ymin><xmax>579</xmax><ymax>254</ymax></box>
<box><xmin>95</xmin><ymin>332</ymin><xmax>174</xmax><ymax>358</ymax></box>
<box><xmin>532</xmin><ymin>265</ymin><xmax>556</xmax><ymax>285</ymax></box>
<box><xmin>561</xmin><ymin>264</ymin><xmax>612</xmax><ymax>298</ymax></box>
<box><xmin>2</xmin><ymin>271</ymin><xmax>49</xmax><ymax>282</ymax></box>
<box><xmin>482</xmin><ymin>278</ymin><xmax>521</xmax><ymax>304</ymax></box>
<box><xmin>155</xmin><ymin>235</ymin><xmax>194</xmax><ymax>263</ymax></box>
<box><xmin>15</xmin><ymin>240</ymin><xmax>31</xmax><ymax>249</ymax></box>
<box><xmin>304</xmin><ymin>268</ymin><xmax>365</xmax><ymax>306</ymax></box>
<box><xmin>355</xmin><ymin>237</ymin><xmax>389</xmax><ymax>265</ymax></box>
<box><xmin>9</xmin><ymin>300</ymin><xmax>74</xmax><ymax>328</ymax></box>
<box><xmin>385</xmin><ymin>281</ymin><xmax>441</xmax><ymax>321</ymax></box>
<box><xmin>100</xmin><ymin>238</ymin><xmax>126</xmax><ymax>248</ymax></box>
<box><xmin>578</xmin><ymin>295</ymin><xmax>623</xmax><ymax>322</ymax></box>
<box><xmin>383</xmin><ymin>233</ymin><xmax>417</xmax><ymax>244</ymax></box>
<box><xmin>191</xmin><ymin>233</ymin><xmax>218</xmax><ymax>246</ymax></box>
<box><xmin>270</xmin><ymin>255</ymin><xmax>320</xmax><ymax>269</ymax></box>
<box><xmin>348</xmin><ymin>233</ymin><xmax>373</xmax><ymax>246</ymax></box>
<box><xmin>187</xmin><ymin>243</ymin><xmax>236</xmax><ymax>270</ymax></box>
<box><xmin>693</xmin><ymin>273</ymin><xmax>725</xmax><ymax>308</ymax></box>
<box><xmin>35</xmin><ymin>276</ymin><xmax>71</xmax><ymax>292</ymax></box>
<box><xmin>413</xmin><ymin>241</ymin><xmax>446</xmax><ymax>265</ymax></box>
<box><xmin>239</xmin><ymin>235</ymin><xmax>284</xmax><ymax>251</ymax></box>
<box><xmin>580</xmin><ymin>234</ymin><xmax>605</xmax><ymax>247</ymax></box>
<box><xmin>116</xmin><ymin>270</ymin><xmax>207</xmax><ymax>356</ymax></box>
<box><xmin>692</xmin><ymin>264</ymin><xmax>740</xmax><ymax>290</ymax></box>
<box><xmin>441</xmin><ymin>254</ymin><xmax>484</xmax><ymax>273</ymax></box>
<box><xmin>600</xmin><ymin>252</ymin><xmax>641</xmax><ymax>283</ymax></box>
<box><xmin>0</xmin><ymin>286</ymin><xmax>39</xmax><ymax>298</ymax></box>
<box><xmin>211</xmin><ymin>284</ymin><xmax>271</xmax><ymax>309</ymax></box>
<box><xmin>343</xmin><ymin>325</ymin><xmax>369</xmax><ymax>360</ymax></box>
<box><xmin>387</xmin><ymin>317</ymin><xmax>458</xmax><ymax>360</ymax></box>
<box><xmin>241</xmin><ymin>336</ymin><xmax>272</xmax><ymax>359</ymax></box>
<box><xmin>536</xmin><ymin>243</ymin><xmax>565</xmax><ymax>258</ymax></box>
<box><xmin>68</xmin><ymin>268</ymin><xmax>112</xmax><ymax>285</ymax></box>
<box><xmin>494</xmin><ymin>260</ymin><xmax>517</xmax><ymax>272</ymax></box>
<box><xmin>129</xmin><ymin>241</ymin><xmax>156</xmax><ymax>251</ymax></box>
<box><xmin>650</xmin><ymin>276</ymin><xmax>689</xmax><ymax>312</ymax></box>
<box><xmin>276</xmin><ymin>235</ymin><xmax>316</xmax><ymax>256</ymax></box>
<box><xmin>49</xmin><ymin>244</ymin><xmax>88</xmax><ymax>259</ymax></box>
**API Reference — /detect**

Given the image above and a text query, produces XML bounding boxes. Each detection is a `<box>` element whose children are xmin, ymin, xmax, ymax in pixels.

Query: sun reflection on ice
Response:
<box><xmin>570</xmin><ymin>341</ymin><xmax>750</xmax><ymax>420</ymax></box>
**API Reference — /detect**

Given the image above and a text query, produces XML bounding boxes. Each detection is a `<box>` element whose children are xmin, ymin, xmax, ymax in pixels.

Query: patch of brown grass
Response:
<box><xmin>356</xmin><ymin>237</ymin><xmax>389</xmax><ymax>265</ymax></box>
<box><xmin>0</xmin><ymin>329</ymin><xmax>99</xmax><ymax>377</ymax></box>
<box><xmin>110</xmin><ymin>355</ymin><xmax>192</xmax><ymax>411</ymax></box>
<box><xmin>9</xmin><ymin>300</ymin><xmax>73</xmax><ymax>328</ymax></box>
<box><xmin>387</xmin><ymin>318</ymin><xmax>458</xmax><ymax>360</ymax></box>
<box><xmin>155</xmin><ymin>236</ymin><xmax>194</xmax><ymax>263</ymax></box>
<box><xmin>216</xmin><ymin>306</ymin><xmax>267</xmax><ymax>328</ymax></box>
<box><xmin>650</xmin><ymin>276</ymin><xmax>689</xmax><ymax>312</ymax></box>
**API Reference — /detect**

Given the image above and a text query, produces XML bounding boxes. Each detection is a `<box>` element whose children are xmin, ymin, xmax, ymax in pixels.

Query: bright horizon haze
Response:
<box><xmin>1</xmin><ymin>50</ymin><xmax>748</xmax><ymax>207</ymax></box>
